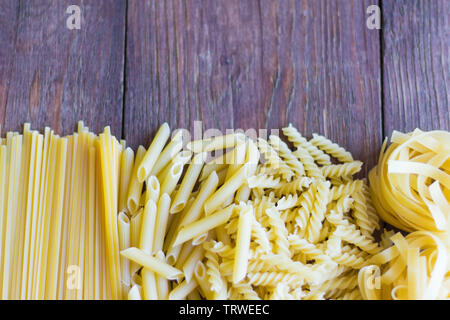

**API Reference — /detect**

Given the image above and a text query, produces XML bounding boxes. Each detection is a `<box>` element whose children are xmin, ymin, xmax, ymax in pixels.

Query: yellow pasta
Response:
<box><xmin>369</xmin><ymin>130</ymin><xmax>450</xmax><ymax>232</ymax></box>
<box><xmin>232</xmin><ymin>204</ymin><xmax>253</xmax><ymax>284</ymax></box>
<box><xmin>150</xmin><ymin>129</ymin><xmax>184</xmax><ymax>176</ymax></box>
<box><xmin>1</xmin><ymin>121</ymin><xmax>448</xmax><ymax>301</ymax></box>
<box><xmin>153</xmin><ymin>193</ymin><xmax>171</xmax><ymax>253</ymax></box>
<box><xmin>137</xmin><ymin>123</ymin><xmax>171</xmax><ymax>183</ymax></box>
<box><xmin>173</xmin><ymin>205</ymin><xmax>234</xmax><ymax>247</ymax></box>
<box><xmin>120</xmin><ymin>247</ymin><xmax>182</xmax><ymax>280</ymax></box>
<box><xmin>118</xmin><ymin>212</ymin><xmax>131</xmax><ymax>295</ymax></box>
<box><xmin>204</xmin><ymin>164</ymin><xmax>250</xmax><ymax>215</ymax></box>
<box><xmin>187</xmin><ymin>133</ymin><xmax>246</xmax><ymax>153</ymax></box>
<box><xmin>171</xmin><ymin>152</ymin><xmax>206</xmax><ymax>213</ymax></box>
<box><xmin>168</xmin><ymin>279</ymin><xmax>198</xmax><ymax>300</ymax></box>
<box><xmin>118</xmin><ymin>147</ymin><xmax>134</xmax><ymax>213</ymax></box>
<box><xmin>126</xmin><ymin>145</ymin><xmax>147</xmax><ymax>214</ymax></box>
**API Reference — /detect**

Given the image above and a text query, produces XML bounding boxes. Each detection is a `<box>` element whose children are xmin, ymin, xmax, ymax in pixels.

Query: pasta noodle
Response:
<box><xmin>137</xmin><ymin>123</ymin><xmax>171</xmax><ymax>183</ymax></box>
<box><xmin>1</xmin><ymin>121</ymin><xmax>448</xmax><ymax>301</ymax></box>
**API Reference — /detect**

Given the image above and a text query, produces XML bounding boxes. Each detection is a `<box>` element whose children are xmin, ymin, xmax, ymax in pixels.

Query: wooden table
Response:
<box><xmin>0</xmin><ymin>0</ymin><xmax>448</xmax><ymax>175</ymax></box>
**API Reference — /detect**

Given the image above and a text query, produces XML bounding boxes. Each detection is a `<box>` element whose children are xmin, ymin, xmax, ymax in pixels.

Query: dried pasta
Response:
<box><xmin>2</xmin><ymin>121</ymin><xmax>448</xmax><ymax>301</ymax></box>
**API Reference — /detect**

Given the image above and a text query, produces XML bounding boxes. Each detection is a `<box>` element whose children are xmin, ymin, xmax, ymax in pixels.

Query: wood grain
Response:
<box><xmin>124</xmin><ymin>0</ymin><xmax>382</xmax><ymax>173</ymax></box>
<box><xmin>0</xmin><ymin>0</ymin><xmax>126</xmax><ymax>137</ymax></box>
<box><xmin>382</xmin><ymin>0</ymin><xmax>449</xmax><ymax>135</ymax></box>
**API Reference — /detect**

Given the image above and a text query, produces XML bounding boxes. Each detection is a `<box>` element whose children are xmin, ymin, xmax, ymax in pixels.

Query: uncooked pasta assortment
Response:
<box><xmin>0</xmin><ymin>122</ymin><xmax>448</xmax><ymax>300</ymax></box>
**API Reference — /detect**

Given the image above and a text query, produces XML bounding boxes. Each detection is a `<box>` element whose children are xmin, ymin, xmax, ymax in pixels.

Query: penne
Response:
<box><xmin>173</xmin><ymin>205</ymin><xmax>234</xmax><ymax>247</ymax></box>
<box><xmin>187</xmin><ymin>133</ymin><xmax>246</xmax><ymax>153</ymax></box>
<box><xmin>150</xmin><ymin>130</ymin><xmax>184</xmax><ymax>176</ymax></box>
<box><xmin>120</xmin><ymin>247</ymin><xmax>182</xmax><ymax>280</ymax></box>
<box><xmin>233</xmin><ymin>204</ymin><xmax>253</xmax><ymax>284</ymax></box>
<box><xmin>137</xmin><ymin>123</ymin><xmax>171</xmax><ymax>183</ymax></box>
<box><xmin>170</xmin><ymin>152</ymin><xmax>207</xmax><ymax>213</ymax></box>
<box><xmin>204</xmin><ymin>163</ymin><xmax>250</xmax><ymax>215</ymax></box>
<box><xmin>126</xmin><ymin>145</ymin><xmax>147</xmax><ymax>214</ymax></box>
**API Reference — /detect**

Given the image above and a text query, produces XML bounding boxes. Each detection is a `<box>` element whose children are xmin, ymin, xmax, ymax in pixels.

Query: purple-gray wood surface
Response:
<box><xmin>0</xmin><ymin>0</ymin><xmax>448</xmax><ymax>175</ymax></box>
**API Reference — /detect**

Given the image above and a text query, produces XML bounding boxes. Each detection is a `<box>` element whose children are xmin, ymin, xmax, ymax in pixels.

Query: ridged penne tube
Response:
<box><xmin>137</xmin><ymin>123</ymin><xmax>171</xmax><ymax>183</ymax></box>
<box><xmin>183</xmin><ymin>246</ymin><xmax>205</xmax><ymax>283</ymax></box>
<box><xmin>199</xmin><ymin>148</ymin><xmax>236</xmax><ymax>182</ymax></box>
<box><xmin>119</xmin><ymin>147</ymin><xmax>134</xmax><ymax>213</ymax></box>
<box><xmin>194</xmin><ymin>261</ymin><xmax>214</xmax><ymax>300</ymax></box>
<box><xmin>236</xmin><ymin>140</ymin><xmax>260</xmax><ymax>202</ymax></box>
<box><xmin>233</xmin><ymin>204</ymin><xmax>253</xmax><ymax>284</ymax></box>
<box><xmin>152</xmin><ymin>193</ymin><xmax>171</xmax><ymax>253</ymax></box>
<box><xmin>166</xmin><ymin>243</ymin><xmax>183</xmax><ymax>267</ymax></box>
<box><xmin>158</xmin><ymin>151</ymin><xmax>192</xmax><ymax>183</ymax></box>
<box><xmin>128</xmin><ymin>284</ymin><xmax>142</xmax><ymax>300</ymax></box>
<box><xmin>199</xmin><ymin>162</ymin><xmax>228</xmax><ymax>182</ymax></box>
<box><xmin>142</xmin><ymin>269</ymin><xmax>158</xmax><ymax>300</ymax></box>
<box><xmin>126</xmin><ymin>145</ymin><xmax>147</xmax><ymax>214</ymax></box>
<box><xmin>177</xmin><ymin>172</ymin><xmax>219</xmax><ymax>230</ymax></box>
<box><xmin>173</xmin><ymin>205</ymin><xmax>234</xmax><ymax>247</ymax></box>
<box><xmin>139</xmin><ymin>200</ymin><xmax>157</xmax><ymax>254</ymax></box>
<box><xmin>120</xmin><ymin>247</ymin><xmax>183</xmax><ymax>280</ymax></box>
<box><xmin>187</xmin><ymin>133</ymin><xmax>246</xmax><ymax>153</ymax></box>
<box><xmin>145</xmin><ymin>175</ymin><xmax>160</xmax><ymax>204</ymax></box>
<box><xmin>222</xmin><ymin>142</ymin><xmax>247</xmax><ymax>207</ymax></box>
<box><xmin>155</xmin><ymin>251</ymin><xmax>169</xmax><ymax>300</ymax></box>
<box><xmin>130</xmin><ymin>208</ymin><xmax>143</xmax><ymax>276</ymax></box>
<box><xmin>150</xmin><ymin>130</ymin><xmax>184</xmax><ymax>176</ymax></box>
<box><xmin>204</xmin><ymin>163</ymin><xmax>250</xmax><ymax>215</ymax></box>
<box><xmin>174</xmin><ymin>241</ymin><xmax>194</xmax><ymax>271</ymax></box>
<box><xmin>168</xmin><ymin>279</ymin><xmax>198</xmax><ymax>300</ymax></box>
<box><xmin>171</xmin><ymin>152</ymin><xmax>207</xmax><ymax>213</ymax></box>
<box><xmin>160</xmin><ymin>159</ymin><xmax>186</xmax><ymax>197</ymax></box>
<box><xmin>118</xmin><ymin>212</ymin><xmax>131</xmax><ymax>291</ymax></box>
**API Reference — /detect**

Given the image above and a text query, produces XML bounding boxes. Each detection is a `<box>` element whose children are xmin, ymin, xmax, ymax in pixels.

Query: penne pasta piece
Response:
<box><xmin>168</xmin><ymin>279</ymin><xmax>198</xmax><ymax>300</ymax></box>
<box><xmin>120</xmin><ymin>247</ymin><xmax>183</xmax><ymax>280</ymax></box>
<box><xmin>173</xmin><ymin>205</ymin><xmax>234</xmax><ymax>247</ymax></box>
<box><xmin>145</xmin><ymin>175</ymin><xmax>160</xmax><ymax>204</ymax></box>
<box><xmin>194</xmin><ymin>261</ymin><xmax>214</xmax><ymax>300</ymax></box>
<box><xmin>127</xmin><ymin>145</ymin><xmax>147</xmax><ymax>214</ymax></box>
<box><xmin>176</xmin><ymin>172</ymin><xmax>219</xmax><ymax>230</ymax></box>
<box><xmin>142</xmin><ymin>269</ymin><xmax>158</xmax><ymax>300</ymax></box>
<box><xmin>183</xmin><ymin>246</ymin><xmax>205</xmax><ymax>283</ymax></box>
<box><xmin>160</xmin><ymin>161</ymin><xmax>184</xmax><ymax>198</ymax></box>
<box><xmin>118</xmin><ymin>212</ymin><xmax>131</xmax><ymax>293</ymax></box>
<box><xmin>187</xmin><ymin>133</ymin><xmax>246</xmax><ymax>153</ymax></box>
<box><xmin>170</xmin><ymin>152</ymin><xmax>207</xmax><ymax>213</ymax></box>
<box><xmin>119</xmin><ymin>147</ymin><xmax>134</xmax><ymax>213</ymax></box>
<box><xmin>139</xmin><ymin>200</ymin><xmax>157</xmax><ymax>254</ymax></box>
<box><xmin>204</xmin><ymin>163</ymin><xmax>250</xmax><ymax>215</ymax></box>
<box><xmin>137</xmin><ymin>123</ymin><xmax>171</xmax><ymax>183</ymax></box>
<box><xmin>233</xmin><ymin>204</ymin><xmax>253</xmax><ymax>284</ymax></box>
<box><xmin>155</xmin><ymin>251</ymin><xmax>169</xmax><ymax>300</ymax></box>
<box><xmin>153</xmin><ymin>193</ymin><xmax>171</xmax><ymax>253</ymax></box>
<box><xmin>150</xmin><ymin>130</ymin><xmax>184</xmax><ymax>176</ymax></box>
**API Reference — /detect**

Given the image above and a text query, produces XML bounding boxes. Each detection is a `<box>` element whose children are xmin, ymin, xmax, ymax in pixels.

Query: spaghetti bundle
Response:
<box><xmin>0</xmin><ymin>122</ymin><xmax>124</xmax><ymax>300</ymax></box>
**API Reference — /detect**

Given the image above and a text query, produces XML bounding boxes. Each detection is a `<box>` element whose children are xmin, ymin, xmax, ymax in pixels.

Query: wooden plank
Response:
<box><xmin>382</xmin><ymin>0</ymin><xmax>449</xmax><ymax>135</ymax></box>
<box><xmin>0</xmin><ymin>0</ymin><xmax>126</xmax><ymax>137</ymax></box>
<box><xmin>124</xmin><ymin>0</ymin><xmax>382</xmax><ymax>173</ymax></box>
